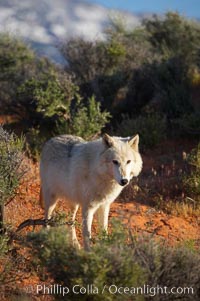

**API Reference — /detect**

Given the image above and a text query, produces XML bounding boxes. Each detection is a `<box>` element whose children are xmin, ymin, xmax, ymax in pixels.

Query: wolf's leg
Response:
<box><xmin>69</xmin><ymin>204</ymin><xmax>80</xmax><ymax>249</ymax></box>
<box><xmin>82</xmin><ymin>206</ymin><xmax>97</xmax><ymax>250</ymax></box>
<box><xmin>97</xmin><ymin>203</ymin><xmax>110</xmax><ymax>233</ymax></box>
<box><xmin>44</xmin><ymin>190</ymin><xmax>57</xmax><ymax>221</ymax></box>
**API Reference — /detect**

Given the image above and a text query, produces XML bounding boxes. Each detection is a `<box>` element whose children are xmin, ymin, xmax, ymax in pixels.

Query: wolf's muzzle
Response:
<box><xmin>120</xmin><ymin>179</ymin><xmax>128</xmax><ymax>186</ymax></box>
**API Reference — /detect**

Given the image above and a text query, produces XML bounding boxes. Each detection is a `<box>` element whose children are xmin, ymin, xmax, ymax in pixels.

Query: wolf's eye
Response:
<box><xmin>113</xmin><ymin>160</ymin><xmax>119</xmax><ymax>165</ymax></box>
<box><xmin>127</xmin><ymin>160</ymin><xmax>131</xmax><ymax>164</ymax></box>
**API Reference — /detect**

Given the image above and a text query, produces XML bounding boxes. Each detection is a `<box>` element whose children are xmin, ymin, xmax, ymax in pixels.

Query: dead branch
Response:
<box><xmin>16</xmin><ymin>218</ymin><xmax>73</xmax><ymax>232</ymax></box>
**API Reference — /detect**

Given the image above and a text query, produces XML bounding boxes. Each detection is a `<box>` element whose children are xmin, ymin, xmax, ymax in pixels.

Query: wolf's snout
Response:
<box><xmin>120</xmin><ymin>179</ymin><xmax>128</xmax><ymax>186</ymax></box>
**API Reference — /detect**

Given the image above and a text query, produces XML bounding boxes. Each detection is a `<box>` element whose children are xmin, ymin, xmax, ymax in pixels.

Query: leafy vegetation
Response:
<box><xmin>28</xmin><ymin>226</ymin><xmax>143</xmax><ymax>301</ymax></box>
<box><xmin>115</xmin><ymin>113</ymin><xmax>166</xmax><ymax>149</ymax></box>
<box><xmin>68</xmin><ymin>95</ymin><xmax>111</xmax><ymax>139</ymax></box>
<box><xmin>0</xmin><ymin>127</ymin><xmax>27</xmax><ymax>300</ymax></box>
<box><xmin>0</xmin><ymin>33</ymin><xmax>35</xmax><ymax>108</ymax></box>
<box><xmin>0</xmin><ymin>126</ymin><xmax>25</xmax><ymax>231</ymax></box>
<box><xmin>0</xmin><ymin>33</ymin><xmax>110</xmax><ymax>157</ymax></box>
<box><xmin>28</xmin><ymin>223</ymin><xmax>200</xmax><ymax>301</ymax></box>
<box><xmin>183</xmin><ymin>143</ymin><xmax>200</xmax><ymax>202</ymax></box>
<box><xmin>1</xmin><ymin>12</ymin><xmax>200</xmax><ymax>151</ymax></box>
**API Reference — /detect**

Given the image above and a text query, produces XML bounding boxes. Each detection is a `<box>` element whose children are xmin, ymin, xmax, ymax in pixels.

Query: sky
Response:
<box><xmin>88</xmin><ymin>0</ymin><xmax>200</xmax><ymax>19</ymax></box>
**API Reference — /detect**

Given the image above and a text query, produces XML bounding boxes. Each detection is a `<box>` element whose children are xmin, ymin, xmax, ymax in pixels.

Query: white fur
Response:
<box><xmin>40</xmin><ymin>134</ymin><xmax>142</xmax><ymax>249</ymax></box>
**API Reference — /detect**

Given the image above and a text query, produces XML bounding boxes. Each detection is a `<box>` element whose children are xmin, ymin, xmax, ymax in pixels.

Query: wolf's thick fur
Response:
<box><xmin>40</xmin><ymin>134</ymin><xmax>142</xmax><ymax>249</ymax></box>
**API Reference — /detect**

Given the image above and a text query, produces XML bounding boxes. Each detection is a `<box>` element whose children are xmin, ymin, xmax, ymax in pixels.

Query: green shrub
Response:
<box><xmin>28</xmin><ymin>224</ymin><xmax>144</xmax><ymax>301</ymax></box>
<box><xmin>0</xmin><ymin>233</ymin><xmax>13</xmax><ymax>292</ymax></box>
<box><xmin>109</xmin><ymin>13</ymin><xmax>200</xmax><ymax>122</ymax></box>
<box><xmin>137</xmin><ymin>12</ymin><xmax>200</xmax><ymax>123</ymax></box>
<box><xmin>127</xmin><ymin>58</ymin><xmax>193</xmax><ymax>121</ymax></box>
<box><xmin>126</xmin><ymin>57</ymin><xmax>193</xmax><ymax>120</ymax></box>
<box><xmin>0</xmin><ymin>34</ymin><xmax>111</xmax><ymax>158</ymax></box>
<box><xmin>131</xmin><ymin>234</ymin><xmax>200</xmax><ymax>301</ymax></box>
<box><xmin>105</xmin><ymin>17</ymin><xmax>153</xmax><ymax>72</ymax></box>
<box><xmin>0</xmin><ymin>126</ymin><xmax>27</xmax><ymax>299</ymax></box>
<box><xmin>60</xmin><ymin>21</ymin><xmax>154</xmax><ymax>113</ymax></box>
<box><xmin>60</xmin><ymin>38</ymin><xmax>111</xmax><ymax>84</ymax></box>
<box><xmin>152</xmin><ymin>58</ymin><xmax>193</xmax><ymax>119</ymax></box>
<box><xmin>143</xmin><ymin>12</ymin><xmax>200</xmax><ymax>63</ymax></box>
<box><xmin>59</xmin><ymin>13</ymin><xmax>199</xmax><ymax>125</ymax></box>
<box><xmin>0</xmin><ymin>33</ymin><xmax>82</xmax><ymax>125</ymax></box>
<box><xmin>0</xmin><ymin>33</ymin><xmax>55</xmax><ymax>116</ymax></box>
<box><xmin>174</xmin><ymin>113</ymin><xmax>200</xmax><ymax>136</ymax></box>
<box><xmin>15</xmin><ymin>70</ymin><xmax>75</xmax><ymax>157</ymax></box>
<box><xmin>68</xmin><ymin>95</ymin><xmax>111</xmax><ymax>139</ymax></box>
<box><xmin>28</xmin><ymin>221</ymin><xmax>200</xmax><ymax>301</ymax></box>
<box><xmin>183</xmin><ymin>143</ymin><xmax>200</xmax><ymax>201</ymax></box>
<box><xmin>0</xmin><ymin>126</ymin><xmax>25</xmax><ymax>230</ymax></box>
<box><xmin>0</xmin><ymin>33</ymin><xmax>35</xmax><ymax>110</ymax></box>
<box><xmin>22</xmin><ymin>93</ymin><xmax>110</xmax><ymax>158</ymax></box>
<box><xmin>0</xmin><ymin>233</ymin><xmax>10</xmax><ymax>256</ymax></box>
<box><xmin>25</xmin><ymin>127</ymin><xmax>47</xmax><ymax>159</ymax></box>
<box><xmin>116</xmin><ymin>113</ymin><xmax>166</xmax><ymax>149</ymax></box>
<box><xmin>16</xmin><ymin>71</ymin><xmax>110</xmax><ymax>156</ymax></box>
<box><xmin>123</xmin><ymin>63</ymin><xmax>156</xmax><ymax>117</ymax></box>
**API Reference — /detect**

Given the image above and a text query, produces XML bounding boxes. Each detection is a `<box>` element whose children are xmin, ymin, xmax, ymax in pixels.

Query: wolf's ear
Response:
<box><xmin>102</xmin><ymin>133</ymin><xmax>115</xmax><ymax>148</ymax></box>
<box><xmin>128</xmin><ymin>134</ymin><xmax>139</xmax><ymax>152</ymax></box>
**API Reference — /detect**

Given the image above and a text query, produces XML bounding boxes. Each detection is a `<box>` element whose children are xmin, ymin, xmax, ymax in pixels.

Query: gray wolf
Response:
<box><xmin>40</xmin><ymin>134</ymin><xmax>142</xmax><ymax>249</ymax></box>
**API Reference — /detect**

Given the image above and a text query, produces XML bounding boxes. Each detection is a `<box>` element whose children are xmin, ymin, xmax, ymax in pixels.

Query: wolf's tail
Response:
<box><xmin>39</xmin><ymin>187</ymin><xmax>44</xmax><ymax>209</ymax></box>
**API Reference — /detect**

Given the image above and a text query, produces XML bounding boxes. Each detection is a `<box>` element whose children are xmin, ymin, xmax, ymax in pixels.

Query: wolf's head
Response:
<box><xmin>101</xmin><ymin>134</ymin><xmax>143</xmax><ymax>186</ymax></box>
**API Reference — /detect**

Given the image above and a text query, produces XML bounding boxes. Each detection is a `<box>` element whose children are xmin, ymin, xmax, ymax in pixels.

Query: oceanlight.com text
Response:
<box><xmin>27</xmin><ymin>283</ymin><xmax>194</xmax><ymax>297</ymax></box>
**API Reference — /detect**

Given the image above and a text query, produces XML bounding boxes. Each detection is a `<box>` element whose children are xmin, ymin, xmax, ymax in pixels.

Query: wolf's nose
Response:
<box><xmin>120</xmin><ymin>179</ymin><xmax>128</xmax><ymax>186</ymax></box>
